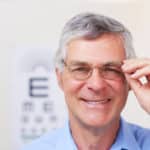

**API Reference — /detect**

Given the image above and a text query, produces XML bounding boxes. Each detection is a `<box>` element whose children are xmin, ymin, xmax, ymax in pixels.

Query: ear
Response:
<box><xmin>127</xmin><ymin>84</ymin><xmax>131</xmax><ymax>92</ymax></box>
<box><xmin>126</xmin><ymin>79</ymin><xmax>131</xmax><ymax>90</ymax></box>
<box><xmin>124</xmin><ymin>74</ymin><xmax>131</xmax><ymax>91</ymax></box>
<box><xmin>125</xmin><ymin>79</ymin><xmax>131</xmax><ymax>92</ymax></box>
<box><xmin>55</xmin><ymin>68</ymin><xmax>64</xmax><ymax>90</ymax></box>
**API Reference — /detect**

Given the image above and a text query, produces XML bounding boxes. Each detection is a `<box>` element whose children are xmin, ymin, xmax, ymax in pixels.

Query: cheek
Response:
<box><xmin>62</xmin><ymin>76</ymin><xmax>84</xmax><ymax>96</ymax></box>
<box><xmin>62</xmin><ymin>79</ymin><xmax>84</xmax><ymax>108</ymax></box>
<box><xmin>109</xmin><ymin>81</ymin><xmax>129</xmax><ymax>99</ymax></box>
<box><xmin>110</xmin><ymin>78</ymin><xmax>128</xmax><ymax>89</ymax></box>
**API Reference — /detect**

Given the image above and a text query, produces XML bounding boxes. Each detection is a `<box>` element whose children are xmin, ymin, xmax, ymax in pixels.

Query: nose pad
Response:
<box><xmin>86</xmin><ymin>69</ymin><xmax>107</xmax><ymax>91</ymax></box>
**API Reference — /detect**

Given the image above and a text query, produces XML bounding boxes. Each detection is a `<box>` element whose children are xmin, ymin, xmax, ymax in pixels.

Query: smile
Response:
<box><xmin>81</xmin><ymin>98</ymin><xmax>111</xmax><ymax>106</ymax></box>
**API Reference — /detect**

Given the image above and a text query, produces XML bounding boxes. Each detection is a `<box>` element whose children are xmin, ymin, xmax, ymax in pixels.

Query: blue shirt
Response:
<box><xmin>22</xmin><ymin>118</ymin><xmax>150</xmax><ymax>150</ymax></box>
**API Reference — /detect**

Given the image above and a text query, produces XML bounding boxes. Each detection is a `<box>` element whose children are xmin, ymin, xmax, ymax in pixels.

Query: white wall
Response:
<box><xmin>0</xmin><ymin>0</ymin><xmax>150</xmax><ymax>150</ymax></box>
<box><xmin>0</xmin><ymin>1</ymin><xmax>16</xmax><ymax>150</ymax></box>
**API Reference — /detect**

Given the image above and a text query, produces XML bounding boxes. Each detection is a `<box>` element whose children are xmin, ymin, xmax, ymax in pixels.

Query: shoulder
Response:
<box><xmin>21</xmin><ymin>127</ymin><xmax>64</xmax><ymax>150</ymax></box>
<box><xmin>128</xmin><ymin>122</ymin><xmax>150</xmax><ymax>139</ymax></box>
<box><xmin>126</xmin><ymin>121</ymin><xmax>150</xmax><ymax>149</ymax></box>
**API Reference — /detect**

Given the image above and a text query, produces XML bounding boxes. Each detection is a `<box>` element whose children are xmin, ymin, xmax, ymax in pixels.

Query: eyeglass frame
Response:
<box><xmin>62</xmin><ymin>60</ymin><xmax>125</xmax><ymax>81</ymax></box>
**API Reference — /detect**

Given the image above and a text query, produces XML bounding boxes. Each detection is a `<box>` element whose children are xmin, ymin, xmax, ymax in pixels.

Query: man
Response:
<box><xmin>23</xmin><ymin>13</ymin><xmax>150</xmax><ymax>150</ymax></box>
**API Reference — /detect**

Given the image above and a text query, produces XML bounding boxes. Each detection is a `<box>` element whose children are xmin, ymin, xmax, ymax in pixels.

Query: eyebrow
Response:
<box><xmin>68</xmin><ymin>61</ymin><xmax>90</xmax><ymax>66</ymax></box>
<box><xmin>104</xmin><ymin>61</ymin><xmax>123</xmax><ymax>67</ymax></box>
<box><xmin>67</xmin><ymin>60</ymin><xmax>123</xmax><ymax>67</ymax></box>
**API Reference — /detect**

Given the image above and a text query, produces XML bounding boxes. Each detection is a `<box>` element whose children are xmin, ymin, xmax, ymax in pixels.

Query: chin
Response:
<box><xmin>83</xmin><ymin>112</ymin><xmax>120</xmax><ymax>129</ymax></box>
<box><xmin>81</xmin><ymin>117</ymin><xmax>109</xmax><ymax>128</ymax></box>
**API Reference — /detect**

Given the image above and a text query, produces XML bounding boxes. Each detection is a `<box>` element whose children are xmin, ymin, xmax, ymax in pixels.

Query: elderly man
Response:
<box><xmin>23</xmin><ymin>13</ymin><xmax>150</xmax><ymax>150</ymax></box>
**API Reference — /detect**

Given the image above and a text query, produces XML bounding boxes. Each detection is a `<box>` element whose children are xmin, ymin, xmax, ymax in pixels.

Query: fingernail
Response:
<box><xmin>130</xmin><ymin>73</ymin><xmax>136</xmax><ymax>78</ymax></box>
<box><xmin>121</xmin><ymin>64</ymin><xmax>126</xmax><ymax>70</ymax></box>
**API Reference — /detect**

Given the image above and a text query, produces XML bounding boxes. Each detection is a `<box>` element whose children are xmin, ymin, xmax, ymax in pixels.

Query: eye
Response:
<box><xmin>75</xmin><ymin>67</ymin><xmax>89</xmax><ymax>71</ymax></box>
<box><xmin>71</xmin><ymin>66</ymin><xmax>90</xmax><ymax>73</ymax></box>
<box><xmin>107</xmin><ymin>68</ymin><xmax>121</xmax><ymax>73</ymax></box>
<box><xmin>103</xmin><ymin>67</ymin><xmax>123</xmax><ymax>76</ymax></box>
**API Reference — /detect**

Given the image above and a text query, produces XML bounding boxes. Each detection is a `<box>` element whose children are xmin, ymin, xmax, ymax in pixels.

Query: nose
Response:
<box><xmin>86</xmin><ymin>69</ymin><xmax>108</xmax><ymax>92</ymax></box>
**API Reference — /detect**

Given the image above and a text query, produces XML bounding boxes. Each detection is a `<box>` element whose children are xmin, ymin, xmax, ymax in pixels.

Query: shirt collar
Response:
<box><xmin>55</xmin><ymin>121</ymin><xmax>78</xmax><ymax>150</ymax></box>
<box><xmin>60</xmin><ymin>118</ymin><xmax>141</xmax><ymax>150</ymax></box>
<box><xmin>110</xmin><ymin>118</ymin><xmax>141</xmax><ymax>150</ymax></box>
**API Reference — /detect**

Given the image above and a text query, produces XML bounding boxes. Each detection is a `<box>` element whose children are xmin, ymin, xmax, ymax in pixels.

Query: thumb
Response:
<box><xmin>125</xmin><ymin>73</ymin><xmax>142</xmax><ymax>93</ymax></box>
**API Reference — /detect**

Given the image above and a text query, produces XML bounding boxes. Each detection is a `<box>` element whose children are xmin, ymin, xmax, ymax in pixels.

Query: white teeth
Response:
<box><xmin>86</xmin><ymin>99</ymin><xmax>110</xmax><ymax>104</ymax></box>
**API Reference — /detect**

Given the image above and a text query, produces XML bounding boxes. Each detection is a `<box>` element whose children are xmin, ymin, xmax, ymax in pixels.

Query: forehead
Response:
<box><xmin>68</xmin><ymin>60</ymin><xmax>123</xmax><ymax>69</ymax></box>
<box><xmin>66</xmin><ymin>34</ymin><xmax>126</xmax><ymax>64</ymax></box>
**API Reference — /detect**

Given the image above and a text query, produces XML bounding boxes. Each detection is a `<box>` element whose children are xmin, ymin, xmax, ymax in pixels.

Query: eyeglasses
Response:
<box><xmin>63</xmin><ymin>61</ymin><xmax>125</xmax><ymax>81</ymax></box>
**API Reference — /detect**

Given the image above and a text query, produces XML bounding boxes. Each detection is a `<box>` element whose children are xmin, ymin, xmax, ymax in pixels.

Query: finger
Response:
<box><xmin>125</xmin><ymin>73</ymin><xmax>142</xmax><ymax>91</ymax></box>
<box><xmin>122</xmin><ymin>58</ymin><xmax>150</xmax><ymax>73</ymax></box>
<box><xmin>130</xmin><ymin>66</ymin><xmax>150</xmax><ymax>79</ymax></box>
<box><xmin>146</xmin><ymin>75</ymin><xmax>150</xmax><ymax>82</ymax></box>
<box><xmin>123</xmin><ymin>58</ymin><xmax>150</xmax><ymax>65</ymax></box>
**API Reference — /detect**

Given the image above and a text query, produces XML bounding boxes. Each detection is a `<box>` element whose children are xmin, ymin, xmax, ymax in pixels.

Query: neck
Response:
<box><xmin>69</xmin><ymin>118</ymin><xmax>120</xmax><ymax>150</ymax></box>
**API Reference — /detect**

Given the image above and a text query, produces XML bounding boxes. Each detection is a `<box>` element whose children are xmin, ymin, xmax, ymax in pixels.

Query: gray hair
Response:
<box><xmin>55</xmin><ymin>12</ymin><xmax>136</xmax><ymax>70</ymax></box>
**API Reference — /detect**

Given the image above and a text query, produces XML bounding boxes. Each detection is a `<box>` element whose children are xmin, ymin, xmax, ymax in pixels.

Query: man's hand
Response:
<box><xmin>122</xmin><ymin>58</ymin><xmax>150</xmax><ymax>114</ymax></box>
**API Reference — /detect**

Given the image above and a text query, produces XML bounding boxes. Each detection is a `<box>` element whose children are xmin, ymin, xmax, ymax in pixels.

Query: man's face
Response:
<box><xmin>56</xmin><ymin>34</ymin><xmax>129</xmax><ymax>128</ymax></box>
